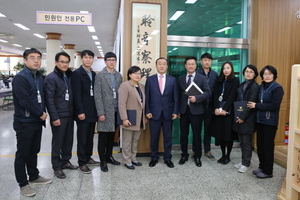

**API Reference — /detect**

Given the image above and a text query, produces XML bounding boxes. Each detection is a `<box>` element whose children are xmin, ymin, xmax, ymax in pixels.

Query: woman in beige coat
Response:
<box><xmin>118</xmin><ymin>66</ymin><xmax>146</xmax><ymax>170</ymax></box>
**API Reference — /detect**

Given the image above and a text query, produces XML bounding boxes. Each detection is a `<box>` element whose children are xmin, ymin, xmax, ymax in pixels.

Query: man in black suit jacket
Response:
<box><xmin>71</xmin><ymin>50</ymin><xmax>100</xmax><ymax>174</ymax></box>
<box><xmin>145</xmin><ymin>57</ymin><xmax>179</xmax><ymax>168</ymax></box>
<box><xmin>178</xmin><ymin>56</ymin><xmax>210</xmax><ymax>167</ymax></box>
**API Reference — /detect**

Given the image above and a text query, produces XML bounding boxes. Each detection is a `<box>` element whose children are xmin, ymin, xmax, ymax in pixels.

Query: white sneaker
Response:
<box><xmin>238</xmin><ymin>165</ymin><xmax>248</xmax><ymax>173</ymax></box>
<box><xmin>234</xmin><ymin>163</ymin><xmax>241</xmax><ymax>169</ymax></box>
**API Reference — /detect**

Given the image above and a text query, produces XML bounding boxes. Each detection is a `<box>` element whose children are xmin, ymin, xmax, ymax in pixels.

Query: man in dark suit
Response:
<box><xmin>71</xmin><ymin>50</ymin><xmax>100</xmax><ymax>174</ymax></box>
<box><xmin>178</xmin><ymin>56</ymin><xmax>210</xmax><ymax>167</ymax></box>
<box><xmin>145</xmin><ymin>57</ymin><xmax>179</xmax><ymax>168</ymax></box>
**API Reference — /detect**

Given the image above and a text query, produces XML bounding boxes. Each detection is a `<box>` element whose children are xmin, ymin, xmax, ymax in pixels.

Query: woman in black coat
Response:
<box><xmin>210</xmin><ymin>61</ymin><xmax>239</xmax><ymax>165</ymax></box>
<box><xmin>232</xmin><ymin>65</ymin><xmax>259</xmax><ymax>173</ymax></box>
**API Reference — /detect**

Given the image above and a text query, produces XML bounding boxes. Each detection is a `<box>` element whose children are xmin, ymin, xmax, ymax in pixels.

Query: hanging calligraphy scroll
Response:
<box><xmin>132</xmin><ymin>3</ymin><xmax>161</xmax><ymax>83</ymax></box>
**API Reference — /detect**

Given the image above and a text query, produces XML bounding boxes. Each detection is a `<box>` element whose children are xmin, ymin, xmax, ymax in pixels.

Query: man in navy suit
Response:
<box><xmin>145</xmin><ymin>57</ymin><xmax>179</xmax><ymax>168</ymax></box>
<box><xmin>178</xmin><ymin>56</ymin><xmax>210</xmax><ymax>167</ymax></box>
<box><xmin>71</xmin><ymin>50</ymin><xmax>100</xmax><ymax>174</ymax></box>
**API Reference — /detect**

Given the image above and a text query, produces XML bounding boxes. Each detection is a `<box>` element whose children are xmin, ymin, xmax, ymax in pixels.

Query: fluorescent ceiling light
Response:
<box><xmin>215</xmin><ymin>27</ymin><xmax>232</xmax><ymax>33</ymax></box>
<box><xmin>92</xmin><ymin>35</ymin><xmax>98</xmax><ymax>40</ymax></box>
<box><xmin>13</xmin><ymin>23</ymin><xmax>30</xmax><ymax>30</ymax></box>
<box><xmin>0</xmin><ymin>13</ymin><xmax>6</xmax><ymax>17</ymax></box>
<box><xmin>95</xmin><ymin>41</ymin><xmax>100</xmax><ymax>45</ymax></box>
<box><xmin>169</xmin><ymin>11</ymin><xmax>185</xmax><ymax>21</ymax></box>
<box><xmin>237</xmin><ymin>21</ymin><xmax>242</xmax><ymax>24</ymax></box>
<box><xmin>0</xmin><ymin>39</ymin><xmax>8</xmax><ymax>43</ymax></box>
<box><xmin>25</xmin><ymin>47</ymin><xmax>30</xmax><ymax>49</ymax></box>
<box><xmin>151</xmin><ymin>30</ymin><xmax>159</xmax><ymax>35</ymax></box>
<box><xmin>97</xmin><ymin>46</ymin><xmax>102</xmax><ymax>49</ymax></box>
<box><xmin>13</xmin><ymin>44</ymin><xmax>22</xmax><ymax>47</ymax></box>
<box><xmin>185</xmin><ymin>0</ymin><xmax>197</xmax><ymax>4</ymax></box>
<box><xmin>87</xmin><ymin>26</ymin><xmax>95</xmax><ymax>32</ymax></box>
<box><xmin>167</xmin><ymin>24</ymin><xmax>171</xmax><ymax>28</ymax></box>
<box><xmin>80</xmin><ymin>11</ymin><xmax>89</xmax><ymax>13</ymax></box>
<box><xmin>33</xmin><ymin>33</ymin><xmax>45</xmax><ymax>38</ymax></box>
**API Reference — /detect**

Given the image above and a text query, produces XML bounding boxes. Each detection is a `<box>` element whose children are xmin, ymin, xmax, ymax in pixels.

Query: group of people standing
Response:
<box><xmin>12</xmin><ymin>48</ymin><xmax>283</xmax><ymax>197</ymax></box>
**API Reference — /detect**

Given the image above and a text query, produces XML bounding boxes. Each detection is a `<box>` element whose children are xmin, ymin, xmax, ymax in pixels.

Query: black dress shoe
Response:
<box><xmin>221</xmin><ymin>157</ymin><xmax>230</xmax><ymax>165</ymax></box>
<box><xmin>124</xmin><ymin>164</ymin><xmax>135</xmax><ymax>170</ymax></box>
<box><xmin>195</xmin><ymin>158</ymin><xmax>202</xmax><ymax>167</ymax></box>
<box><xmin>132</xmin><ymin>161</ymin><xmax>142</xmax><ymax>166</ymax></box>
<box><xmin>62</xmin><ymin>162</ymin><xmax>78</xmax><ymax>170</ymax></box>
<box><xmin>179</xmin><ymin>157</ymin><xmax>188</xmax><ymax>165</ymax></box>
<box><xmin>100</xmin><ymin>161</ymin><xmax>108</xmax><ymax>172</ymax></box>
<box><xmin>164</xmin><ymin>160</ymin><xmax>174</xmax><ymax>168</ymax></box>
<box><xmin>149</xmin><ymin>159</ymin><xmax>158</xmax><ymax>167</ymax></box>
<box><xmin>54</xmin><ymin>170</ymin><xmax>66</xmax><ymax>179</ymax></box>
<box><xmin>107</xmin><ymin>157</ymin><xmax>121</xmax><ymax>165</ymax></box>
<box><xmin>217</xmin><ymin>157</ymin><xmax>225</xmax><ymax>164</ymax></box>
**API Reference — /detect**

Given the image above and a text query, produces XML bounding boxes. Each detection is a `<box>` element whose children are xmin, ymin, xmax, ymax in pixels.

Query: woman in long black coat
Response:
<box><xmin>232</xmin><ymin>65</ymin><xmax>259</xmax><ymax>173</ymax></box>
<box><xmin>210</xmin><ymin>61</ymin><xmax>239</xmax><ymax>165</ymax></box>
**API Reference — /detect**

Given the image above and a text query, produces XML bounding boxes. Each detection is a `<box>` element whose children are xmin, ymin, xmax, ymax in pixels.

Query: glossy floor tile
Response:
<box><xmin>0</xmin><ymin>108</ymin><xmax>286</xmax><ymax>200</ymax></box>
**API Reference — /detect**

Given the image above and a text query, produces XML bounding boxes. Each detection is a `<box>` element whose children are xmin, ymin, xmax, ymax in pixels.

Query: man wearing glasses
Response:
<box><xmin>44</xmin><ymin>52</ymin><xmax>78</xmax><ymax>179</ymax></box>
<box><xmin>94</xmin><ymin>52</ymin><xmax>123</xmax><ymax>172</ymax></box>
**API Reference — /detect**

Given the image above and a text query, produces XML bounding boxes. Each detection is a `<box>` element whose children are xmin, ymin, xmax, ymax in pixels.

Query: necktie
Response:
<box><xmin>159</xmin><ymin>75</ymin><xmax>163</xmax><ymax>94</ymax></box>
<box><xmin>187</xmin><ymin>75</ymin><xmax>192</xmax><ymax>87</ymax></box>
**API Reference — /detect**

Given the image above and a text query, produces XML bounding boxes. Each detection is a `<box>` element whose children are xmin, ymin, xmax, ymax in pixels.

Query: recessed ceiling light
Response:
<box><xmin>185</xmin><ymin>0</ymin><xmax>197</xmax><ymax>4</ymax></box>
<box><xmin>13</xmin><ymin>23</ymin><xmax>30</xmax><ymax>30</ymax></box>
<box><xmin>33</xmin><ymin>33</ymin><xmax>45</xmax><ymax>38</ymax></box>
<box><xmin>25</xmin><ymin>47</ymin><xmax>30</xmax><ymax>49</ymax></box>
<box><xmin>95</xmin><ymin>41</ymin><xmax>100</xmax><ymax>45</ymax></box>
<box><xmin>0</xmin><ymin>39</ymin><xmax>8</xmax><ymax>43</ymax></box>
<box><xmin>80</xmin><ymin>11</ymin><xmax>89</xmax><ymax>13</ymax></box>
<box><xmin>169</xmin><ymin>11</ymin><xmax>185</xmax><ymax>21</ymax></box>
<box><xmin>215</xmin><ymin>27</ymin><xmax>232</xmax><ymax>33</ymax></box>
<box><xmin>87</xmin><ymin>26</ymin><xmax>95</xmax><ymax>32</ymax></box>
<box><xmin>92</xmin><ymin>35</ymin><xmax>98</xmax><ymax>40</ymax></box>
<box><xmin>13</xmin><ymin>44</ymin><xmax>23</xmax><ymax>47</ymax></box>
<box><xmin>0</xmin><ymin>13</ymin><xmax>6</xmax><ymax>17</ymax></box>
<box><xmin>97</xmin><ymin>46</ymin><xmax>102</xmax><ymax>49</ymax></box>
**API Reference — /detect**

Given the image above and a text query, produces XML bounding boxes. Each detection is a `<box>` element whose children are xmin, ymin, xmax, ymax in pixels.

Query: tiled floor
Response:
<box><xmin>0</xmin><ymin>108</ymin><xmax>286</xmax><ymax>200</ymax></box>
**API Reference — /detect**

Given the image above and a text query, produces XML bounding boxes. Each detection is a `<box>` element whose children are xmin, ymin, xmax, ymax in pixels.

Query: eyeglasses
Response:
<box><xmin>58</xmin><ymin>61</ymin><xmax>70</xmax><ymax>64</ymax></box>
<box><xmin>106</xmin><ymin>59</ymin><xmax>116</xmax><ymax>62</ymax></box>
<box><xmin>133</xmin><ymin>72</ymin><xmax>141</xmax><ymax>76</ymax></box>
<box><xmin>245</xmin><ymin>71</ymin><xmax>254</xmax><ymax>74</ymax></box>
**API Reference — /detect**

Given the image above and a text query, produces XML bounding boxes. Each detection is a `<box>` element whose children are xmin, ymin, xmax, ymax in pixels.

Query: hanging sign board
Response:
<box><xmin>36</xmin><ymin>11</ymin><xmax>92</xmax><ymax>25</ymax></box>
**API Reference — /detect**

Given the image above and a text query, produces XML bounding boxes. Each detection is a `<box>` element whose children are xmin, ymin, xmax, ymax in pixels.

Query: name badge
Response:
<box><xmin>37</xmin><ymin>93</ymin><xmax>42</xmax><ymax>103</ymax></box>
<box><xmin>65</xmin><ymin>93</ymin><xmax>69</xmax><ymax>101</ymax></box>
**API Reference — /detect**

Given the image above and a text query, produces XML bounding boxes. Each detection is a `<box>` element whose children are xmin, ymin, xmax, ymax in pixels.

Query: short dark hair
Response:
<box><xmin>104</xmin><ymin>52</ymin><xmax>117</xmax><ymax>61</ymax></box>
<box><xmin>260</xmin><ymin>65</ymin><xmax>278</xmax><ymax>80</ymax></box>
<box><xmin>243</xmin><ymin>64</ymin><xmax>258</xmax><ymax>79</ymax></box>
<box><xmin>55</xmin><ymin>52</ymin><xmax>71</xmax><ymax>62</ymax></box>
<box><xmin>81</xmin><ymin>50</ymin><xmax>94</xmax><ymax>58</ymax></box>
<box><xmin>218</xmin><ymin>61</ymin><xmax>235</xmax><ymax>82</ymax></box>
<box><xmin>23</xmin><ymin>48</ymin><xmax>42</xmax><ymax>59</ymax></box>
<box><xmin>201</xmin><ymin>53</ymin><xmax>213</xmax><ymax>60</ymax></box>
<box><xmin>155</xmin><ymin>57</ymin><xmax>167</xmax><ymax>65</ymax></box>
<box><xmin>127</xmin><ymin>66</ymin><xmax>141</xmax><ymax>80</ymax></box>
<box><xmin>184</xmin><ymin>56</ymin><xmax>197</xmax><ymax>65</ymax></box>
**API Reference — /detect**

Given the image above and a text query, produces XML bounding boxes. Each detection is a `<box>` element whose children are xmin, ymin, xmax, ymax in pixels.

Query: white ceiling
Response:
<box><xmin>0</xmin><ymin>0</ymin><xmax>120</xmax><ymax>56</ymax></box>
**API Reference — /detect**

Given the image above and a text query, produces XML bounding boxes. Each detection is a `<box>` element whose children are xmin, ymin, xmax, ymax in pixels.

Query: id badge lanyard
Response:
<box><xmin>63</xmin><ymin>76</ymin><xmax>69</xmax><ymax>101</ymax></box>
<box><xmin>34</xmin><ymin>75</ymin><xmax>42</xmax><ymax>104</ymax></box>
<box><xmin>218</xmin><ymin>80</ymin><xmax>227</xmax><ymax>102</ymax></box>
<box><xmin>259</xmin><ymin>82</ymin><xmax>275</xmax><ymax>103</ymax></box>
<box><xmin>90</xmin><ymin>82</ymin><xmax>93</xmax><ymax>96</ymax></box>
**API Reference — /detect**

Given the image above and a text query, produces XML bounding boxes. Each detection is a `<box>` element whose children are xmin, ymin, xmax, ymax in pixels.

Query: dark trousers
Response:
<box><xmin>51</xmin><ymin>117</ymin><xmax>74</xmax><ymax>170</ymax></box>
<box><xmin>256</xmin><ymin>123</ymin><xmax>277</xmax><ymax>175</ymax></box>
<box><xmin>76</xmin><ymin>122</ymin><xmax>96</xmax><ymax>166</ymax></box>
<box><xmin>203</xmin><ymin>107</ymin><xmax>213</xmax><ymax>153</ymax></box>
<box><xmin>180</xmin><ymin>106</ymin><xmax>203</xmax><ymax>159</ymax></box>
<box><xmin>237</xmin><ymin>132</ymin><xmax>252</xmax><ymax>167</ymax></box>
<box><xmin>98</xmin><ymin>132</ymin><xmax>115</xmax><ymax>162</ymax></box>
<box><xmin>149</xmin><ymin>114</ymin><xmax>173</xmax><ymax>161</ymax></box>
<box><xmin>98</xmin><ymin>112</ymin><xmax>117</xmax><ymax>162</ymax></box>
<box><xmin>13</xmin><ymin>121</ymin><xmax>42</xmax><ymax>187</ymax></box>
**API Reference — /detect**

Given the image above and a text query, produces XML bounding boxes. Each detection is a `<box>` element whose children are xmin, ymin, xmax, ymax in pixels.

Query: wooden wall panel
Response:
<box><xmin>123</xmin><ymin>0</ymin><xmax>168</xmax><ymax>153</ymax></box>
<box><xmin>250</xmin><ymin>0</ymin><xmax>300</xmax><ymax>145</ymax></box>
